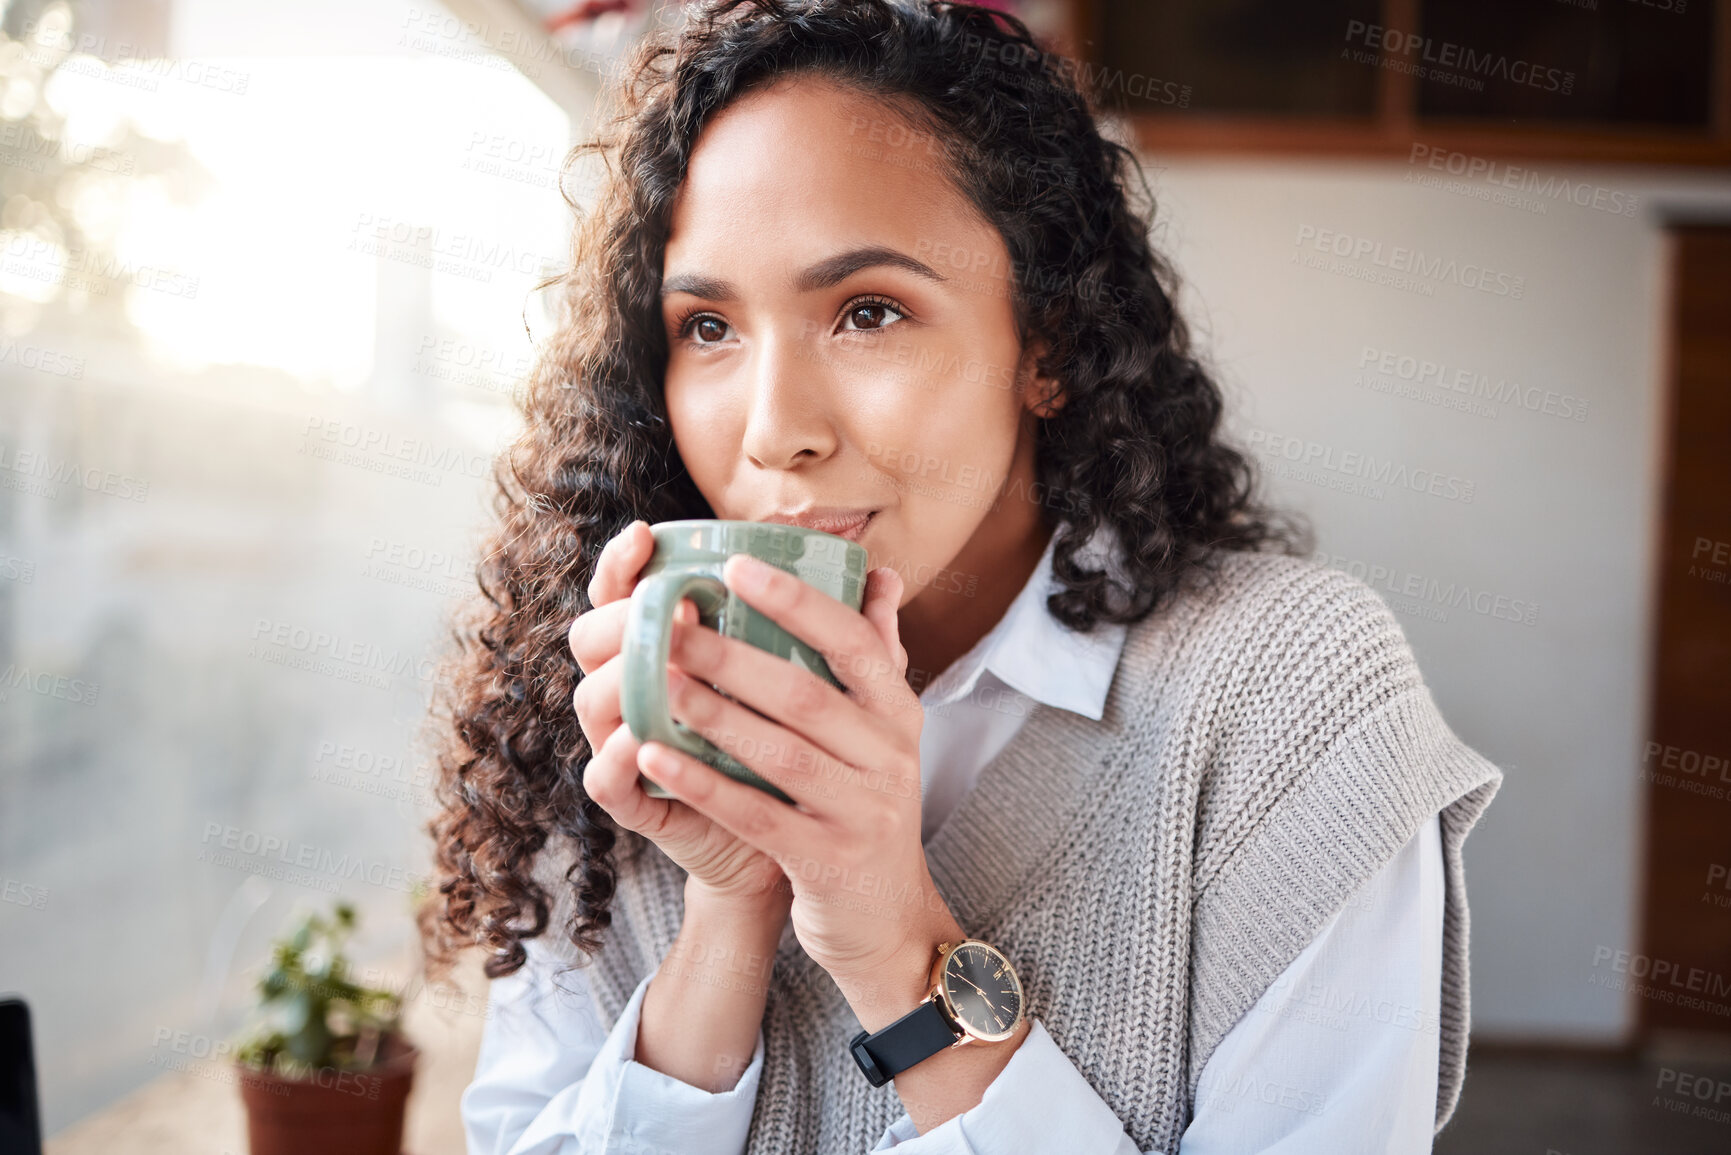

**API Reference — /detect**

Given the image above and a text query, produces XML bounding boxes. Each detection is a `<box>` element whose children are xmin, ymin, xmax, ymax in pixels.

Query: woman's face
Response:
<box><xmin>660</xmin><ymin>75</ymin><xmax>1060</xmax><ymax>610</ymax></box>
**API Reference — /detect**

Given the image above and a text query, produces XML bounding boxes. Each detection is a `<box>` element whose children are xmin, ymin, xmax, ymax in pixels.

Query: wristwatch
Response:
<box><xmin>847</xmin><ymin>939</ymin><xmax>1026</xmax><ymax>1087</ymax></box>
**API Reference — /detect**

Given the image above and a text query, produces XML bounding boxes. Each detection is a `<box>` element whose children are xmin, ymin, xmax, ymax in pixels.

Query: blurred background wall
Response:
<box><xmin>1162</xmin><ymin>156</ymin><xmax>1716</xmax><ymax>1043</ymax></box>
<box><xmin>1</xmin><ymin>0</ymin><xmax>1729</xmax><ymax>1151</ymax></box>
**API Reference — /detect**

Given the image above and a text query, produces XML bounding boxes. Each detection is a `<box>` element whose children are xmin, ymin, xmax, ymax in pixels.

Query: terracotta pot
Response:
<box><xmin>236</xmin><ymin>1036</ymin><xmax>417</xmax><ymax>1155</ymax></box>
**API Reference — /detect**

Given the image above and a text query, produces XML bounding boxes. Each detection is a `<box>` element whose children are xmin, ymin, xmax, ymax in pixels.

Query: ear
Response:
<box><xmin>1017</xmin><ymin>338</ymin><xmax>1066</xmax><ymax>419</ymax></box>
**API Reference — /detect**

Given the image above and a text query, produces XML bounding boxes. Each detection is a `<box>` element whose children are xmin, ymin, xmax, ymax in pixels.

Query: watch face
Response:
<box><xmin>940</xmin><ymin>942</ymin><xmax>1023</xmax><ymax>1041</ymax></box>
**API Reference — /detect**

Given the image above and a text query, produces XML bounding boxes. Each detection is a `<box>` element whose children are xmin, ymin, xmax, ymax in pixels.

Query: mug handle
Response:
<box><xmin>620</xmin><ymin>568</ymin><xmax>795</xmax><ymax>804</ymax></box>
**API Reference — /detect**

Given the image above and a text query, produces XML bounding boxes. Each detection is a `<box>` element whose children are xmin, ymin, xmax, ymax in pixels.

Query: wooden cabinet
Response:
<box><xmin>1060</xmin><ymin>0</ymin><xmax>1731</xmax><ymax>164</ymax></box>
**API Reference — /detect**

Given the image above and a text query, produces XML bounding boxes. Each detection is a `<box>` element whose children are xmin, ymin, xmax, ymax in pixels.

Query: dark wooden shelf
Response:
<box><xmin>1060</xmin><ymin>0</ymin><xmax>1731</xmax><ymax>167</ymax></box>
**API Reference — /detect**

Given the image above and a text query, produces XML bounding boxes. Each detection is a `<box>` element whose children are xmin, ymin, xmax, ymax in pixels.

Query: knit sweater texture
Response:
<box><xmin>532</xmin><ymin>548</ymin><xmax>1504</xmax><ymax>1154</ymax></box>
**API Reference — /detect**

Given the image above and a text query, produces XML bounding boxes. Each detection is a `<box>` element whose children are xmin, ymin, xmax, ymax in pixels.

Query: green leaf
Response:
<box><xmin>285</xmin><ymin>1015</ymin><xmax>331</xmax><ymax>1067</ymax></box>
<box><xmin>233</xmin><ymin>897</ymin><xmax>401</xmax><ymax>1071</ymax></box>
<box><xmin>279</xmin><ymin>991</ymin><xmax>311</xmax><ymax>1036</ymax></box>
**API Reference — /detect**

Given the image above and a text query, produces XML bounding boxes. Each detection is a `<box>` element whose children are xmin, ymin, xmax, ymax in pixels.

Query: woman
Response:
<box><xmin>423</xmin><ymin>2</ymin><xmax>1503</xmax><ymax>1152</ymax></box>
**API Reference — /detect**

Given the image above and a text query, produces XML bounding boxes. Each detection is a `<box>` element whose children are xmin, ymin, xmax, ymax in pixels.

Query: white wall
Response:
<box><xmin>1136</xmin><ymin>152</ymin><xmax>1731</xmax><ymax>1041</ymax></box>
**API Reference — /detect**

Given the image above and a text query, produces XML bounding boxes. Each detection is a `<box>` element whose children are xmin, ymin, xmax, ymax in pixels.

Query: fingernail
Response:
<box><xmin>728</xmin><ymin>553</ymin><xmax>772</xmax><ymax>592</ymax></box>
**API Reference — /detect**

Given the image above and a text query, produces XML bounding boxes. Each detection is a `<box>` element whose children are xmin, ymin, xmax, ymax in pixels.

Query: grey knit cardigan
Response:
<box><xmin>531</xmin><ymin>549</ymin><xmax>1504</xmax><ymax>1154</ymax></box>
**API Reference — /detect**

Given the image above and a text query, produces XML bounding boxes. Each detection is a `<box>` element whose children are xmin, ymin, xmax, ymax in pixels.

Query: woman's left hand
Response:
<box><xmin>637</xmin><ymin>553</ymin><xmax>958</xmax><ymax>998</ymax></box>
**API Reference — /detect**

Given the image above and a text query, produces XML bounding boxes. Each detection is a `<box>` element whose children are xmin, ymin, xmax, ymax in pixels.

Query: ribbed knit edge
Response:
<box><xmin>1186</xmin><ymin>683</ymin><xmax>1503</xmax><ymax>1133</ymax></box>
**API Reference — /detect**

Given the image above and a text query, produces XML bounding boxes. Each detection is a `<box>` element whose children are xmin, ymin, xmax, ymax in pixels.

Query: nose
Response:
<box><xmin>739</xmin><ymin>325</ymin><xmax>839</xmax><ymax>471</ymax></box>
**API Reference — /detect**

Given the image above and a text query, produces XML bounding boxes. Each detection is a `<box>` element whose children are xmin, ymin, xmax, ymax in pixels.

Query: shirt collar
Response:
<box><xmin>917</xmin><ymin>522</ymin><xmax>1129</xmax><ymax>721</ymax></box>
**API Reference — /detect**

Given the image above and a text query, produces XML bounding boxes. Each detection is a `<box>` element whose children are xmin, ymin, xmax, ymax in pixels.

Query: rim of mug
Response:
<box><xmin>642</xmin><ymin>518</ymin><xmax>869</xmax><ymax>567</ymax></box>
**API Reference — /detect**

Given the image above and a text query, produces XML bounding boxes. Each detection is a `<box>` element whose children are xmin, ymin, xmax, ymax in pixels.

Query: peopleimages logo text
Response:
<box><xmin>1406</xmin><ymin>144</ymin><xmax>1638</xmax><ymax>218</ymax></box>
<box><xmin>249</xmin><ymin>618</ymin><xmax>440</xmax><ymax>685</ymax></box>
<box><xmin>1343</xmin><ymin>20</ymin><xmax>1575</xmax><ymax>95</ymax></box>
<box><xmin>198</xmin><ymin>822</ymin><xmax>426</xmax><ymax>895</ymax></box>
<box><xmin>1357</xmin><ymin>346</ymin><xmax>1587</xmax><ymax>421</ymax></box>
<box><xmin>1248</xmin><ymin>428</ymin><xmax>1476</xmax><ymax>504</ymax></box>
<box><xmin>1294</xmin><ymin>226</ymin><xmax>1526</xmax><ymax>299</ymax></box>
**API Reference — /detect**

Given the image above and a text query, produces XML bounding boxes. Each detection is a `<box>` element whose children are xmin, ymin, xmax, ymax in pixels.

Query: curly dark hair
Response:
<box><xmin>419</xmin><ymin>0</ymin><xmax>1310</xmax><ymax>981</ymax></box>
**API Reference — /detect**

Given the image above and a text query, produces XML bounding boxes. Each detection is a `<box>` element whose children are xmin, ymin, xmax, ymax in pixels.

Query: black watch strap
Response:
<box><xmin>848</xmin><ymin>998</ymin><xmax>957</xmax><ymax>1087</ymax></box>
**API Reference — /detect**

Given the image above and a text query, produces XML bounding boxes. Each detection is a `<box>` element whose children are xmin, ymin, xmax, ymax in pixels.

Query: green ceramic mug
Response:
<box><xmin>621</xmin><ymin>519</ymin><xmax>870</xmax><ymax>804</ymax></box>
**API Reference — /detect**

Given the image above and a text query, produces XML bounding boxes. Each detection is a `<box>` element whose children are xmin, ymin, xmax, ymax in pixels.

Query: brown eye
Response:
<box><xmin>842</xmin><ymin>298</ymin><xmax>906</xmax><ymax>332</ymax></box>
<box><xmin>693</xmin><ymin>316</ymin><xmax>728</xmax><ymax>343</ymax></box>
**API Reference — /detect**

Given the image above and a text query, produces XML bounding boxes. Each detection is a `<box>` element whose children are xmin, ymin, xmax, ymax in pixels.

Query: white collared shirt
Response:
<box><xmin>461</xmin><ymin>527</ymin><xmax>1445</xmax><ymax>1154</ymax></box>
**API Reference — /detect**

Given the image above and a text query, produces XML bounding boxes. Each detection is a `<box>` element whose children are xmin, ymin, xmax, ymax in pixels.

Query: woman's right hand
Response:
<box><xmin>569</xmin><ymin>520</ymin><xmax>792</xmax><ymax>916</ymax></box>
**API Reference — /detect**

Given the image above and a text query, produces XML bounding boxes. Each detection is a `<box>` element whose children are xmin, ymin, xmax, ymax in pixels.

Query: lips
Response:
<box><xmin>761</xmin><ymin>508</ymin><xmax>877</xmax><ymax>542</ymax></box>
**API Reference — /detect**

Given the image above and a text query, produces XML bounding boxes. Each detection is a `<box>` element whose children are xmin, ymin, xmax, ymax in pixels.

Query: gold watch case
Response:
<box><xmin>924</xmin><ymin>939</ymin><xmax>1026</xmax><ymax>1046</ymax></box>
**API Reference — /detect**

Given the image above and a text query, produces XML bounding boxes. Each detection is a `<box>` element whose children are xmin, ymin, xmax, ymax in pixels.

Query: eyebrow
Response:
<box><xmin>659</xmin><ymin>245</ymin><xmax>948</xmax><ymax>301</ymax></box>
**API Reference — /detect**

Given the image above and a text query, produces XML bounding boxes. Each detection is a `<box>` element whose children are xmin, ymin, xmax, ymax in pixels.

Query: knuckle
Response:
<box><xmin>678</xmin><ymin>615</ymin><xmax>723</xmax><ymax>666</ymax></box>
<box><xmin>784</xmin><ymin>672</ymin><xmax>830</xmax><ymax>721</ymax></box>
<box><xmin>600</xmin><ymin>718</ymin><xmax>633</xmax><ymax>755</ymax></box>
<box><xmin>582</xmin><ymin>747</ymin><xmax>617</xmax><ymax>806</ymax></box>
<box><xmin>865</xmin><ymin>800</ymin><xmax>901</xmax><ymax>844</ymax></box>
<box><xmin>571</xmin><ymin>608</ymin><xmax>623</xmax><ymax>672</ymax></box>
<box><xmin>587</xmin><ymin>732</ymin><xmax>639</xmax><ymax>805</ymax></box>
<box><xmin>737</xmin><ymin>799</ymin><xmax>778</xmax><ymax>841</ymax></box>
<box><xmin>573</xmin><ymin>665</ymin><xmax>612</xmax><ymax>723</ymax></box>
<box><xmin>673</xmin><ymin>674</ymin><xmax>718</xmax><ymax>725</ymax></box>
<box><xmin>582</xmin><ymin>723</ymin><xmax>615</xmax><ymax>760</ymax></box>
<box><xmin>667</xmin><ymin>619</ymin><xmax>702</xmax><ymax>665</ymax></box>
<box><xmin>570</xmin><ymin>619</ymin><xmax>602</xmax><ymax>671</ymax></box>
<box><xmin>846</xmin><ymin>620</ymin><xmax>879</xmax><ymax>663</ymax></box>
<box><xmin>588</xmin><ymin>538</ymin><xmax>631</xmax><ymax>604</ymax></box>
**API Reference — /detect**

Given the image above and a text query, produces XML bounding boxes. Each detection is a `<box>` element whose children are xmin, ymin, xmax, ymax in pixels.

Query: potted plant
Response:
<box><xmin>233</xmin><ymin>900</ymin><xmax>418</xmax><ymax>1155</ymax></box>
